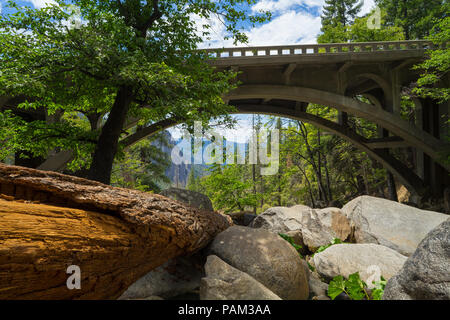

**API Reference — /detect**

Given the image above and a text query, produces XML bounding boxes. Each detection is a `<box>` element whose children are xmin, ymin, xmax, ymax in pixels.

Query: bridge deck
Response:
<box><xmin>203</xmin><ymin>40</ymin><xmax>433</xmax><ymax>66</ymax></box>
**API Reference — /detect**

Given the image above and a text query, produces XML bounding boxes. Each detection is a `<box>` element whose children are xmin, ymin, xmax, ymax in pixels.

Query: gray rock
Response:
<box><xmin>200</xmin><ymin>255</ymin><xmax>281</xmax><ymax>300</ymax></box>
<box><xmin>249</xmin><ymin>205</ymin><xmax>309</xmax><ymax>233</ymax></box>
<box><xmin>228</xmin><ymin>211</ymin><xmax>257</xmax><ymax>226</ymax></box>
<box><xmin>285</xmin><ymin>229</ymin><xmax>308</xmax><ymax>255</ymax></box>
<box><xmin>159</xmin><ymin>187</ymin><xmax>213</xmax><ymax>211</ymax></box>
<box><xmin>141</xmin><ymin>296</ymin><xmax>164</xmax><ymax>300</ymax></box>
<box><xmin>309</xmin><ymin>277</ymin><xmax>329</xmax><ymax>297</ymax></box>
<box><xmin>207</xmin><ymin>225</ymin><xmax>309</xmax><ymax>300</ymax></box>
<box><xmin>118</xmin><ymin>255</ymin><xmax>202</xmax><ymax>300</ymax></box>
<box><xmin>243</xmin><ymin>213</ymin><xmax>257</xmax><ymax>226</ymax></box>
<box><xmin>313</xmin><ymin>243</ymin><xmax>407</xmax><ymax>288</ymax></box>
<box><xmin>342</xmin><ymin>195</ymin><xmax>448</xmax><ymax>256</ymax></box>
<box><xmin>250</xmin><ymin>205</ymin><xmax>351</xmax><ymax>252</ymax></box>
<box><xmin>383</xmin><ymin>218</ymin><xmax>450</xmax><ymax>300</ymax></box>
<box><xmin>335</xmin><ymin>292</ymin><xmax>351</xmax><ymax>300</ymax></box>
<box><xmin>301</xmin><ymin>259</ymin><xmax>311</xmax><ymax>281</ymax></box>
<box><xmin>300</xmin><ymin>207</ymin><xmax>351</xmax><ymax>251</ymax></box>
<box><xmin>312</xmin><ymin>295</ymin><xmax>331</xmax><ymax>300</ymax></box>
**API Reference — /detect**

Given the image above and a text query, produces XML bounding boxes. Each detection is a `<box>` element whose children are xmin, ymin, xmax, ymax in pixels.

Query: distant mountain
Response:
<box><xmin>157</xmin><ymin>130</ymin><xmax>249</xmax><ymax>188</ymax></box>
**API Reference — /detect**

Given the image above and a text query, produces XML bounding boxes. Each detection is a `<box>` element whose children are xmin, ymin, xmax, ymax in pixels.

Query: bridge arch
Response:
<box><xmin>347</xmin><ymin>72</ymin><xmax>392</xmax><ymax>103</ymax></box>
<box><xmin>225</xmin><ymin>85</ymin><xmax>449</xmax><ymax>173</ymax></box>
<box><xmin>234</xmin><ymin>104</ymin><xmax>426</xmax><ymax>197</ymax></box>
<box><xmin>117</xmin><ymin>105</ymin><xmax>427</xmax><ymax>197</ymax></box>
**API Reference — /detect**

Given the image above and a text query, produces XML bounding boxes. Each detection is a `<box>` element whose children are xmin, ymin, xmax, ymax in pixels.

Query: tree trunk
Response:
<box><xmin>252</xmin><ymin>163</ymin><xmax>257</xmax><ymax>214</ymax></box>
<box><xmin>297</xmin><ymin>163</ymin><xmax>315</xmax><ymax>207</ymax></box>
<box><xmin>0</xmin><ymin>164</ymin><xmax>231</xmax><ymax>299</ymax></box>
<box><xmin>387</xmin><ymin>171</ymin><xmax>399</xmax><ymax>202</ymax></box>
<box><xmin>323</xmin><ymin>153</ymin><xmax>333</xmax><ymax>202</ymax></box>
<box><xmin>298</xmin><ymin>122</ymin><xmax>328</xmax><ymax>203</ymax></box>
<box><xmin>88</xmin><ymin>86</ymin><xmax>134</xmax><ymax>184</ymax></box>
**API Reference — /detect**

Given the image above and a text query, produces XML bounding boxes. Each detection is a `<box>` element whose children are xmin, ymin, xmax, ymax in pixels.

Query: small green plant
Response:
<box><xmin>371</xmin><ymin>277</ymin><xmax>387</xmax><ymax>300</ymax></box>
<box><xmin>279</xmin><ymin>233</ymin><xmax>303</xmax><ymax>257</ymax></box>
<box><xmin>327</xmin><ymin>272</ymin><xmax>386</xmax><ymax>300</ymax></box>
<box><xmin>278</xmin><ymin>233</ymin><xmax>316</xmax><ymax>271</ymax></box>
<box><xmin>313</xmin><ymin>238</ymin><xmax>343</xmax><ymax>256</ymax></box>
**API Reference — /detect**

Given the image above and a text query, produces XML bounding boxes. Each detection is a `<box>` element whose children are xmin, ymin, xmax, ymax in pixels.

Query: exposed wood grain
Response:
<box><xmin>0</xmin><ymin>164</ymin><xmax>231</xmax><ymax>299</ymax></box>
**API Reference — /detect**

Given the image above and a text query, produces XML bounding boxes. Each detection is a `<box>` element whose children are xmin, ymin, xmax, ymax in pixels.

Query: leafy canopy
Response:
<box><xmin>0</xmin><ymin>0</ymin><xmax>270</xmax><ymax>169</ymax></box>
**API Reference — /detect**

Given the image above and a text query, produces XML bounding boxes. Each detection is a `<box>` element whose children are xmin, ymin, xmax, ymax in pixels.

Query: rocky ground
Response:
<box><xmin>121</xmin><ymin>191</ymin><xmax>449</xmax><ymax>301</ymax></box>
<box><xmin>0</xmin><ymin>165</ymin><xmax>448</xmax><ymax>300</ymax></box>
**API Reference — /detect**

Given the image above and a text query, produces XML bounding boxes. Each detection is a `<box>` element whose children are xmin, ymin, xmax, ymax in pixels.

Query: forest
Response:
<box><xmin>0</xmin><ymin>0</ymin><xmax>449</xmax><ymax>214</ymax></box>
<box><xmin>183</xmin><ymin>0</ymin><xmax>449</xmax><ymax>213</ymax></box>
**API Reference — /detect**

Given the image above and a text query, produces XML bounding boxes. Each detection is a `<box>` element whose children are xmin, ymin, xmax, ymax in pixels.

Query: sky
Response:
<box><xmin>0</xmin><ymin>0</ymin><xmax>377</xmax><ymax>142</ymax></box>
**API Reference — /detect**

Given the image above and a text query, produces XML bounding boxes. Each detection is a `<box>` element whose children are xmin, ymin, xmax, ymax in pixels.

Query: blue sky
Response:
<box><xmin>1</xmin><ymin>0</ymin><xmax>376</xmax><ymax>47</ymax></box>
<box><xmin>0</xmin><ymin>0</ymin><xmax>376</xmax><ymax>141</ymax></box>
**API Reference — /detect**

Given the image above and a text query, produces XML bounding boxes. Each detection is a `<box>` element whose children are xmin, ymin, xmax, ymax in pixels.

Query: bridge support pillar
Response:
<box><xmin>390</xmin><ymin>69</ymin><xmax>402</xmax><ymax>116</ymax></box>
<box><xmin>337</xmin><ymin>111</ymin><xmax>348</xmax><ymax>127</ymax></box>
<box><xmin>421</xmin><ymin>98</ymin><xmax>450</xmax><ymax>197</ymax></box>
<box><xmin>414</xmin><ymin>99</ymin><xmax>425</xmax><ymax>180</ymax></box>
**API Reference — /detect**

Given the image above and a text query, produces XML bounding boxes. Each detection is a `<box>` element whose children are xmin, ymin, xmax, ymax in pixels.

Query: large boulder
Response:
<box><xmin>342</xmin><ymin>195</ymin><xmax>448</xmax><ymax>256</ymax></box>
<box><xmin>249</xmin><ymin>205</ymin><xmax>310</xmax><ymax>233</ymax></box>
<box><xmin>313</xmin><ymin>243</ymin><xmax>407</xmax><ymax>288</ymax></box>
<box><xmin>200</xmin><ymin>255</ymin><xmax>281</xmax><ymax>300</ymax></box>
<box><xmin>383</xmin><ymin>218</ymin><xmax>450</xmax><ymax>300</ymax></box>
<box><xmin>207</xmin><ymin>225</ymin><xmax>309</xmax><ymax>300</ymax></box>
<box><xmin>299</xmin><ymin>207</ymin><xmax>351</xmax><ymax>251</ymax></box>
<box><xmin>118</xmin><ymin>255</ymin><xmax>203</xmax><ymax>300</ymax></box>
<box><xmin>308</xmin><ymin>276</ymin><xmax>329</xmax><ymax>298</ymax></box>
<box><xmin>159</xmin><ymin>187</ymin><xmax>214</xmax><ymax>211</ymax></box>
<box><xmin>250</xmin><ymin>205</ymin><xmax>351</xmax><ymax>252</ymax></box>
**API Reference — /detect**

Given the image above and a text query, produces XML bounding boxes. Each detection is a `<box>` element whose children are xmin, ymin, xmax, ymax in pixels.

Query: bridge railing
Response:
<box><xmin>202</xmin><ymin>40</ymin><xmax>434</xmax><ymax>59</ymax></box>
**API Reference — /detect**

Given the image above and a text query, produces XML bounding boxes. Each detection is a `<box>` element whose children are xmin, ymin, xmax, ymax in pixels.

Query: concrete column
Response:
<box><xmin>337</xmin><ymin>111</ymin><xmax>348</xmax><ymax>127</ymax></box>
<box><xmin>337</xmin><ymin>72</ymin><xmax>348</xmax><ymax>127</ymax></box>
<box><xmin>390</xmin><ymin>69</ymin><xmax>402</xmax><ymax>116</ymax></box>
<box><xmin>420</xmin><ymin>98</ymin><xmax>450</xmax><ymax>196</ymax></box>
<box><xmin>413</xmin><ymin>98</ymin><xmax>424</xmax><ymax>179</ymax></box>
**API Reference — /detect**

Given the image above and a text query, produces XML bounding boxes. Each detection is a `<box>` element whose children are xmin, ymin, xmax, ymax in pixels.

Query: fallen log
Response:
<box><xmin>0</xmin><ymin>163</ymin><xmax>232</xmax><ymax>299</ymax></box>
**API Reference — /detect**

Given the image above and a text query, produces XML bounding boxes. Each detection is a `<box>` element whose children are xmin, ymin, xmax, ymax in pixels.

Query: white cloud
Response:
<box><xmin>245</xmin><ymin>10</ymin><xmax>322</xmax><ymax>46</ymax></box>
<box><xmin>198</xmin><ymin>0</ymin><xmax>375</xmax><ymax>48</ymax></box>
<box><xmin>360</xmin><ymin>0</ymin><xmax>376</xmax><ymax>16</ymax></box>
<box><xmin>26</xmin><ymin>0</ymin><xmax>57</xmax><ymax>9</ymax></box>
<box><xmin>192</xmin><ymin>13</ymin><xmax>235</xmax><ymax>48</ymax></box>
<box><xmin>196</xmin><ymin>9</ymin><xmax>321</xmax><ymax>48</ymax></box>
<box><xmin>169</xmin><ymin>115</ymin><xmax>258</xmax><ymax>144</ymax></box>
<box><xmin>252</xmin><ymin>0</ymin><xmax>325</xmax><ymax>14</ymax></box>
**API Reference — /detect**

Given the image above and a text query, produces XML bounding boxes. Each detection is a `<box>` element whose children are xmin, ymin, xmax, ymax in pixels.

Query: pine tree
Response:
<box><xmin>321</xmin><ymin>0</ymin><xmax>363</xmax><ymax>28</ymax></box>
<box><xmin>375</xmin><ymin>0</ymin><xmax>447</xmax><ymax>39</ymax></box>
<box><xmin>186</xmin><ymin>167</ymin><xmax>197</xmax><ymax>191</ymax></box>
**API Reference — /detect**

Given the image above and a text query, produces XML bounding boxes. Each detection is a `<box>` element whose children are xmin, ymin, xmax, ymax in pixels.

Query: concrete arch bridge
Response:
<box><xmin>10</xmin><ymin>40</ymin><xmax>450</xmax><ymax>199</ymax></box>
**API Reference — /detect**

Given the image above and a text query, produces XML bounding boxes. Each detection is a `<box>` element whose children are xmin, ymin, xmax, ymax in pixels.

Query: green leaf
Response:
<box><xmin>371</xmin><ymin>276</ymin><xmax>387</xmax><ymax>300</ymax></box>
<box><xmin>328</xmin><ymin>275</ymin><xmax>346</xmax><ymax>300</ymax></box>
<box><xmin>345</xmin><ymin>272</ymin><xmax>367</xmax><ymax>300</ymax></box>
<box><xmin>279</xmin><ymin>233</ymin><xmax>303</xmax><ymax>258</ymax></box>
<box><xmin>315</xmin><ymin>238</ymin><xmax>343</xmax><ymax>255</ymax></box>
<box><xmin>371</xmin><ymin>288</ymin><xmax>384</xmax><ymax>300</ymax></box>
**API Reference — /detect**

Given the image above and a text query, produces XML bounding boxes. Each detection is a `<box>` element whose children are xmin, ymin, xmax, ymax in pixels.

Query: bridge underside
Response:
<box><xmin>207</xmin><ymin>43</ymin><xmax>449</xmax><ymax>198</ymax></box>
<box><xmin>2</xmin><ymin>41</ymin><xmax>449</xmax><ymax>200</ymax></box>
<box><xmin>231</xmin><ymin>102</ymin><xmax>426</xmax><ymax>195</ymax></box>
